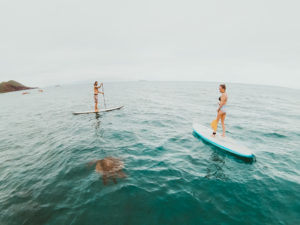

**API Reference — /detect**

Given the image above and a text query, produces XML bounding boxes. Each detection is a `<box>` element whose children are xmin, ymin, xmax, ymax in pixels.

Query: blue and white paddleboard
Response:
<box><xmin>193</xmin><ymin>124</ymin><xmax>255</xmax><ymax>159</ymax></box>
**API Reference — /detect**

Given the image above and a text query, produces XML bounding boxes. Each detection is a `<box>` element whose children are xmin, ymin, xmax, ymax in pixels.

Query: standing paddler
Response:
<box><xmin>94</xmin><ymin>81</ymin><xmax>104</xmax><ymax>111</ymax></box>
<box><xmin>211</xmin><ymin>84</ymin><xmax>228</xmax><ymax>137</ymax></box>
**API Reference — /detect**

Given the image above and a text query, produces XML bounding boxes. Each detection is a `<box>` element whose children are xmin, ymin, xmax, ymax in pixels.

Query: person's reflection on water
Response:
<box><xmin>205</xmin><ymin>151</ymin><xmax>227</xmax><ymax>180</ymax></box>
<box><xmin>94</xmin><ymin>113</ymin><xmax>104</xmax><ymax>138</ymax></box>
<box><xmin>95</xmin><ymin>113</ymin><xmax>101</xmax><ymax>129</ymax></box>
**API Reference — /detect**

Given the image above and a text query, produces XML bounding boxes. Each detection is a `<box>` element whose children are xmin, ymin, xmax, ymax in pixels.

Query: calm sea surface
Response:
<box><xmin>0</xmin><ymin>82</ymin><xmax>300</xmax><ymax>225</ymax></box>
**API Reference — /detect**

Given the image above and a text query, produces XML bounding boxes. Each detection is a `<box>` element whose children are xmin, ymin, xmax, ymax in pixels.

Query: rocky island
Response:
<box><xmin>0</xmin><ymin>80</ymin><xmax>34</xmax><ymax>93</ymax></box>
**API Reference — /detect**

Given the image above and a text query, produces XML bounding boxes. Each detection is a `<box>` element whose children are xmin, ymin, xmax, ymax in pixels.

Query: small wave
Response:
<box><xmin>292</xmin><ymin>132</ymin><xmax>300</xmax><ymax>137</ymax></box>
<box><xmin>263</xmin><ymin>132</ymin><xmax>287</xmax><ymax>138</ymax></box>
<box><xmin>232</xmin><ymin>125</ymin><xmax>243</xmax><ymax>130</ymax></box>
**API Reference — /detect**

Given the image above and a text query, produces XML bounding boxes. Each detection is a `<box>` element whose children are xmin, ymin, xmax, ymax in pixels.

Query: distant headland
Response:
<box><xmin>0</xmin><ymin>80</ymin><xmax>35</xmax><ymax>93</ymax></box>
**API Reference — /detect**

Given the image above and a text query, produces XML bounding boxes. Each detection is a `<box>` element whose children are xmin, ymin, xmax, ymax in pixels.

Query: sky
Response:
<box><xmin>0</xmin><ymin>0</ymin><xmax>299</xmax><ymax>88</ymax></box>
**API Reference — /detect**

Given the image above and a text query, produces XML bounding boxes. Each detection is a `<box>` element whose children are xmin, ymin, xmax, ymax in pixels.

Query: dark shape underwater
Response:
<box><xmin>89</xmin><ymin>157</ymin><xmax>126</xmax><ymax>185</ymax></box>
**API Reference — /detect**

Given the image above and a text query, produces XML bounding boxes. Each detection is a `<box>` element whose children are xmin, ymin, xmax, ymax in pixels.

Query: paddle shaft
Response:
<box><xmin>102</xmin><ymin>84</ymin><xmax>107</xmax><ymax>108</ymax></box>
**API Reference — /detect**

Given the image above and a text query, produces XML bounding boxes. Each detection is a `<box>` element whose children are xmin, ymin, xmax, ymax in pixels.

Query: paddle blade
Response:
<box><xmin>211</xmin><ymin>119</ymin><xmax>218</xmax><ymax>132</ymax></box>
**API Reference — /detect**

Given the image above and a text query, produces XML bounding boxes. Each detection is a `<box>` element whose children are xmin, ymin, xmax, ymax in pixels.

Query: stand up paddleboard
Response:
<box><xmin>193</xmin><ymin>124</ymin><xmax>255</xmax><ymax>159</ymax></box>
<box><xmin>73</xmin><ymin>106</ymin><xmax>124</xmax><ymax>115</ymax></box>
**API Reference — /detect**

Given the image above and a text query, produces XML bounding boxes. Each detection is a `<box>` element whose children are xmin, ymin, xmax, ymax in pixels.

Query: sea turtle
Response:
<box><xmin>89</xmin><ymin>157</ymin><xmax>126</xmax><ymax>185</ymax></box>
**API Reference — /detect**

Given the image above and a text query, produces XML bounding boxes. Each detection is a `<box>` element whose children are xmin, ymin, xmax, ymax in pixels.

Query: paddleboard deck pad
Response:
<box><xmin>73</xmin><ymin>106</ymin><xmax>124</xmax><ymax>115</ymax></box>
<box><xmin>193</xmin><ymin>124</ymin><xmax>254</xmax><ymax>159</ymax></box>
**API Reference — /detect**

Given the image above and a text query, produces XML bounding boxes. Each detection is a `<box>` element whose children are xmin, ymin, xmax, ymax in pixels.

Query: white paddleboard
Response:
<box><xmin>73</xmin><ymin>106</ymin><xmax>124</xmax><ymax>115</ymax></box>
<box><xmin>193</xmin><ymin>124</ymin><xmax>254</xmax><ymax>159</ymax></box>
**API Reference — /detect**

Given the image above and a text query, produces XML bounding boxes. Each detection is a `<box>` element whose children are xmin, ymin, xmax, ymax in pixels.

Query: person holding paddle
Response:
<box><xmin>94</xmin><ymin>81</ymin><xmax>104</xmax><ymax>111</ymax></box>
<box><xmin>211</xmin><ymin>84</ymin><xmax>228</xmax><ymax>137</ymax></box>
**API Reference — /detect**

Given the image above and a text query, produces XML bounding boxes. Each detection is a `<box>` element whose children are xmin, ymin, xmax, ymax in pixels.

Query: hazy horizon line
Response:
<box><xmin>41</xmin><ymin>79</ymin><xmax>300</xmax><ymax>91</ymax></box>
<box><xmin>1</xmin><ymin>78</ymin><xmax>299</xmax><ymax>91</ymax></box>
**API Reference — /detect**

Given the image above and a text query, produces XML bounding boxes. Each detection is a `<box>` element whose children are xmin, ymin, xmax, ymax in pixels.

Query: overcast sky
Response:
<box><xmin>1</xmin><ymin>0</ymin><xmax>299</xmax><ymax>88</ymax></box>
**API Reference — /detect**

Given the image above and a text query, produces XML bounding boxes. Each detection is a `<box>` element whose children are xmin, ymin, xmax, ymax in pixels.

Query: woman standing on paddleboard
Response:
<box><xmin>212</xmin><ymin>84</ymin><xmax>228</xmax><ymax>137</ymax></box>
<box><xmin>94</xmin><ymin>81</ymin><xmax>104</xmax><ymax>111</ymax></box>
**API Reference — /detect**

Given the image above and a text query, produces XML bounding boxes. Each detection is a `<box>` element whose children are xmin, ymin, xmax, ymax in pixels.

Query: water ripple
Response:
<box><xmin>0</xmin><ymin>82</ymin><xmax>300</xmax><ymax>225</ymax></box>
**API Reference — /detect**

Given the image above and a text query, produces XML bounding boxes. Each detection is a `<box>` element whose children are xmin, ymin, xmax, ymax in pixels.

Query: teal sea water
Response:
<box><xmin>0</xmin><ymin>82</ymin><xmax>300</xmax><ymax>225</ymax></box>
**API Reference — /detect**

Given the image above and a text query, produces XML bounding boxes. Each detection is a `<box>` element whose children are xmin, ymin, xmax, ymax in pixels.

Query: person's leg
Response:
<box><xmin>221</xmin><ymin>113</ymin><xmax>226</xmax><ymax>137</ymax></box>
<box><xmin>216</xmin><ymin>112</ymin><xmax>222</xmax><ymax>124</ymax></box>
<box><xmin>94</xmin><ymin>95</ymin><xmax>98</xmax><ymax>111</ymax></box>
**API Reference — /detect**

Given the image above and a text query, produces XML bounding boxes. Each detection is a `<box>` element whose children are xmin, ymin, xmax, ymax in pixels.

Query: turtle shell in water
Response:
<box><xmin>90</xmin><ymin>157</ymin><xmax>126</xmax><ymax>185</ymax></box>
<box><xmin>95</xmin><ymin>157</ymin><xmax>124</xmax><ymax>174</ymax></box>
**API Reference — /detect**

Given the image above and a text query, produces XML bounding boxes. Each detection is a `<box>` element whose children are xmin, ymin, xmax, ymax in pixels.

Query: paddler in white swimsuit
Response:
<box><xmin>212</xmin><ymin>84</ymin><xmax>228</xmax><ymax>137</ymax></box>
<box><xmin>94</xmin><ymin>81</ymin><xmax>104</xmax><ymax>111</ymax></box>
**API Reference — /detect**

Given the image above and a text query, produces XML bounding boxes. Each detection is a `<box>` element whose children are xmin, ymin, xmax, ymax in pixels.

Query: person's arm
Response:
<box><xmin>217</xmin><ymin>94</ymin><xmax>226</xmax><ymax>112</ymax></box>
<box><xmin>98</xmin><ymin>91</ymin><xmax>104</xmax><ymax>95</ymax></box>
<box><xmin>98</xmin><ymin>83</ymin><xmax>103</xmax><ymax>88</ymax></box>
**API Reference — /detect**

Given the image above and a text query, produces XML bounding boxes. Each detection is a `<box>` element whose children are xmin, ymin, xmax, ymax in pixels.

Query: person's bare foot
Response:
<box><xmin>221</xmin><ymin>134</ymin><xmax>225</xmax><ymax>137</ymax></box>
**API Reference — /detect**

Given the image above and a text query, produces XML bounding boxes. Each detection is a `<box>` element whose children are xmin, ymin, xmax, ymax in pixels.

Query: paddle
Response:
<box><xmin>211</xmin><ymin>119</ymin><xmax>218</xmax><ymax>133</ymax></box>
<box><xmin>102</xmin><ymin>83</ymin><xmax>107</xmax><ymax>109</ymax></box>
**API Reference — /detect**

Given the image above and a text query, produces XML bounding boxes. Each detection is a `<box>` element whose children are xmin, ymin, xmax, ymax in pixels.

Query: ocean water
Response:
<box><xmin>0</xmin><ymin>81</ymin><xmax>300</xmax><ymax>225</ymax></box>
